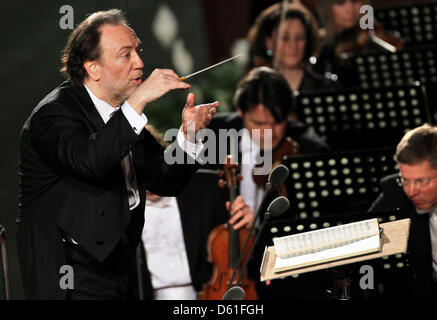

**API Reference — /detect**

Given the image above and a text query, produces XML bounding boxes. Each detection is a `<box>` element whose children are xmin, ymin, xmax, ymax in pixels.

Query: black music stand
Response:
<box><xmin>375</xmin><ymin>1</ymin><xmax>437</xmax><ymax>47</ymax></box>
<box><xmin>272</xmin><ymin>147</ymin><xmax>397</xmax><ymax>222</ymax></box>
<box><xmin>294</xmin><ymin>84</ymin><xmax>430</xmax><ymax>150</ymax></box>
<box><xmin>349</xmin><ymin>46</ymin><xmax>437</xmax><ymax>89</ymax></box>
<box><xmin>347</xmin><ymin>46</ymin><xmax>437</xmax><ymax>122</ymax></box>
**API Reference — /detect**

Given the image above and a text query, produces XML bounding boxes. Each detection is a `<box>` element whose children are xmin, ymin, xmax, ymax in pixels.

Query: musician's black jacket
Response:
<box><xmin>17</xmin><ymin>81</ymin><xmax>200</xmax><ymax>299</ymax></box>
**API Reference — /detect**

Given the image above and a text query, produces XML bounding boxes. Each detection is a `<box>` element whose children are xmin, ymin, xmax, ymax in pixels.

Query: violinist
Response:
<box><xmin>206</xmin><ymin>66</ymin><xmax>330</xmax><ymax>299</ymax></box>
<box><xmin>138</xmin><ymin>126</ymin><xmax>254</xmax><ymax>300</ymax></box>
<box><xmin>314</xmin><ymin>0</ymin><xmax>403</xmax><ymax>87</ymax></box>
<box><xmin>208</xmin><ymin>66</ymin><xmax>329</xmax><ymax>213</ymax></box>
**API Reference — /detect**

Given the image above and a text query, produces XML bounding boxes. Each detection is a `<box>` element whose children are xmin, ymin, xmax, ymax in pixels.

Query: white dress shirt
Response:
<box><xmin>240</xmin><ymin>130</ymin><xmax>264</xmax><ymax>216</ymax></box>
<box><xmin>428</xmin><ymin>209</ymin><xmax>437</xmax><ymax>283</ymax></box>
<box><xmin>142</xmin><ymin>196</ymin><xmax>197</xmax><ymax>300</ymax></box>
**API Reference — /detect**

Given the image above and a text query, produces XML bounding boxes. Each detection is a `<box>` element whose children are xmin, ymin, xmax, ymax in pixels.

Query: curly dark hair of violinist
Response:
<box><xmin>233</xmin><ymin>66</ymin><xmax>293</xmax><ymax>123</ymax></box>
<box><xmin>60</xmin><ymin>9</ymin><xmax>128</xmax><ymax>86</ymax></box>
<box><xmin>247</xmin><ymin>2</ymin><xmax>320</xmax><ymax>71</ymax></box>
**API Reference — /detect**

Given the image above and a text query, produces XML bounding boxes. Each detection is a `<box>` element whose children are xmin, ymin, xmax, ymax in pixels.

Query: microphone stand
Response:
<box><xmin>224</xmin><ymin>196</ymin><xmax>290</xmax><ymax>299</ymax></box>
<box><xmin>234</xmin><ymin>210</ymin><xmax>274</xmax><ymax>288</ymax></box>
<box><xmin>224</xmin><ymin>165</ymin><xmax>289</xmax><ymax>298</ymax></box>
<box><xmin>224</xmin><ymin>181</ymin><xmax>272</xmax><ymax>294</ymax></box>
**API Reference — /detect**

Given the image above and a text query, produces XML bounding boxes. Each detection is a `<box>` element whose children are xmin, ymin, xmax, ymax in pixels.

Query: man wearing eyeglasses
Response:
<box><xmin>370</xmin><ymin>124</ymin><xmax>437</xmax><ymax>299</ymax></box>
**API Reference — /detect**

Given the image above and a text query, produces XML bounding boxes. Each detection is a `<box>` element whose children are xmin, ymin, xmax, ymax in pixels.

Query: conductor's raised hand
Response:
<box><xmin>182</xmin><ymin>92</ymin><xmax>219</xmax><ymax>142</ymax></box>
<box><xmin>128</xmin><ymin>68</ymin><xmax>191</xmax><ymax>115</ymax></box>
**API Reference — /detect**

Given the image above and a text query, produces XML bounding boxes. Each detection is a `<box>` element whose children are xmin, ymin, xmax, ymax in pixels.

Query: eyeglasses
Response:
<box><xmin>396</xmin><ymin>175</ymin><xmax>437</xmax><ymax>189</ymax></box>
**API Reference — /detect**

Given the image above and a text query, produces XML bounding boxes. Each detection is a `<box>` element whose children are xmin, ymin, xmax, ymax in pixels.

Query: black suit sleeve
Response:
<box><xmin>136</xmin><ymin>128</ymin><xmax>200</xmax><ymax>197</ymax></box>
<box><xmin>29</xmin><ymin>103</ymin><xmax>142</xmax><ymax>181</ymax></box>
<box><xmin>368</xmin><ymin>174</ymin><xmax>403</xmax><ymax>213</ymax></box>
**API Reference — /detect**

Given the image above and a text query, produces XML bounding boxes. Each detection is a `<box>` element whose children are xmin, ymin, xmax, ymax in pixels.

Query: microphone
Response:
<box><xmin>222</xmin><ymin>165</ymin><xmax>289</xmax><ymax>299</ymax></box>
<box><xmin>224</xmin><ymin>165</ymin><xmax>289</xmax><ymax>296</ymax></box>
<box><xmin>222</xmin><ymin>285</ymin><xmax>245</xmax><ymax>300</ymax></box>
<box><xmin>224</xmin><ymin>196</ymin><xmax>290</xmax><ymax>299</ymax></box>
<box><xmin>267</xmin><ymin>164</ymin><xmax>289</xmax><ymax>188</ymax></box>
<box><xmin>244</xmin><ymin>164</ymin><xmax>289</xmax><ymax>247</ymax></box>
<box><xmin>264</xmin><ymin>195</ymin><xmax>290</xmax><ymax>219</ymax></box>
<box><xmin>255</xmin><ymin>164</ymin><xmax>289</xmax><ymax>227</ymax></box>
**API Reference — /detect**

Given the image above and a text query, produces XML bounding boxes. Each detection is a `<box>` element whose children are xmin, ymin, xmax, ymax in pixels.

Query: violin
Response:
<box><xmin>253</xmin><ymin>136</ymin><xmax>299</xmax><ymax>197</ymax></box>
<box><xmin>335</xmin><ymin>22</ymin><xmax>403</xmax><ymax>59</ymax></box>
<box><xmin>199</xmin><ymin>155</ymin><xmax>258</xmax><ymax>300</ymax></box>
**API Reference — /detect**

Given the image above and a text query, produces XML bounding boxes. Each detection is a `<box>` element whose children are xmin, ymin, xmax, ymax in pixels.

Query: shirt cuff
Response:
<box><xmin>121</xmin><ymin>101</ymin><xmax>148</xmax><ymax>135</ymax></box>
<box><xmin>177</xmin><ymin>127</ymin><xmax>204</xmax><ymax>161</ymax></box>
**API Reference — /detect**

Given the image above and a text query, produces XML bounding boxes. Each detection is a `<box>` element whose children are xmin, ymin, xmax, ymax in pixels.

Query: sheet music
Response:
<box><xmin>274</xmin><ymin>233</ymin><xmax>381</xmax><ymax>272</ymax></box>
<box><xmin>274</xmin><ymin>218</ymin><xmax>379</xmax><ymax>259</ymax></box>
<box><xmin>273</xmin><ymin>218</ymin><xmax>380</xmax><ymax>272</ymax></box>
<box><xmin>260</xmin><ymin>219</ymin><xmax>410</xmax><ymax>281</ymax></box>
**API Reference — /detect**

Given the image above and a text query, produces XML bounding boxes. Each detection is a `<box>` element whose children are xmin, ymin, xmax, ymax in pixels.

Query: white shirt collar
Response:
<box><xmin>416</xmin><ymin>204</ymin><xmax>437</xmax><ymax>216</ymax></box>
<box><xmin>241</xmin><ymin>129</ymin><xmax>261</xmax><ymax>155</ymax></box>
<box><xmin>84</xmin><ymin>84</ymin><xmax>120</xmax><ymax>123</ymax></box>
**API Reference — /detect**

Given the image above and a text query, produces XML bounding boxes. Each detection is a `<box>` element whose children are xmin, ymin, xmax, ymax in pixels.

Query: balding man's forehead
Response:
<box><xmin>99</xmin><ymin>23</ymin><xmax>141</xmax><ymax>50</ymax></box>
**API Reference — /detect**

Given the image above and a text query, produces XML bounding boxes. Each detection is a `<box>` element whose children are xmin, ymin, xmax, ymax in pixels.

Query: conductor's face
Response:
<box><xmin>92</xmin><ymin>24</ymin><xmax>144</xmax><ymax>106</ymax></box>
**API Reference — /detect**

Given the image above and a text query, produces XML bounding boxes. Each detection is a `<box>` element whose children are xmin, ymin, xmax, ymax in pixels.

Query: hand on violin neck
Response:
<box><xmin>226</xmin><ymin>195</ymin><xmax>254</xmax><ymax>230</ymax></box>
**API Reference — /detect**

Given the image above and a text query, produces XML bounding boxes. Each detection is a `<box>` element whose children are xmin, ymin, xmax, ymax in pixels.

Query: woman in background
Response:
<box><xmin>247</xmin><ymin>2</ymin><xmax>335</xmax><ymax>95</ymax></box>
<box><xmin>315</xmin><ymin>0</ymin><xmax>402</xmax><ymax>86</ymax></box>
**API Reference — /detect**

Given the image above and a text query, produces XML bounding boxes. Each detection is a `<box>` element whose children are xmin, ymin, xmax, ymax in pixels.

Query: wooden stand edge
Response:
<box><xmin>260</xmin><ymin>218</ymin><xmax>411</xmax><ymax>282</ymax></box>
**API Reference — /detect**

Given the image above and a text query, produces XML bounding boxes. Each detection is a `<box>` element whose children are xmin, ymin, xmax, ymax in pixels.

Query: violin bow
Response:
<box><xmin>271</xmin><ymin>0</ymin><xmax>293</xmax><ymax>70</ymax></box>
